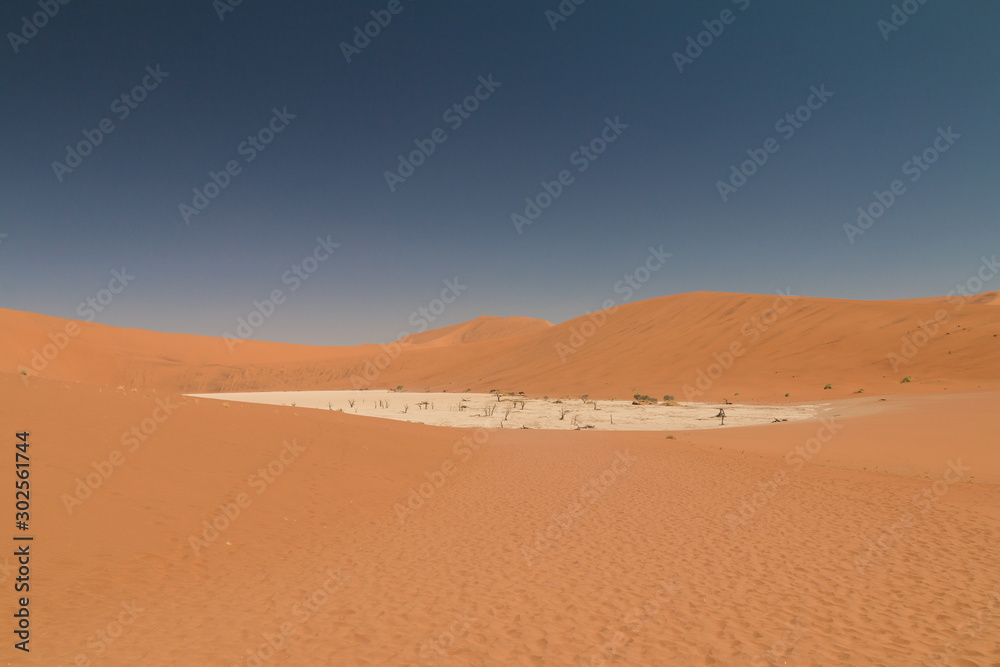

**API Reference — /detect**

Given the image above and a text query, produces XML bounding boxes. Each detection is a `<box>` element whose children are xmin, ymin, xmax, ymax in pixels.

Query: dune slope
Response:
<box><xmin>4</xmin><ymin>372</ymin><xmax>999</xmax><ymax>665</ymax></box>
<box><xmin>3</xmin><ymin>291</ymin><xmax>999</xmax><ymax>401</ymax></box>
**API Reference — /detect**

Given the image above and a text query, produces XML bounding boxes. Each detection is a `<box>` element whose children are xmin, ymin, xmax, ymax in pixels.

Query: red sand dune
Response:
<box><xmin>4</xmin><ymin>290</ymin><xmax>999</xmax><ymax>400</ymax></box>
<box><xmin>398</xmin><ymin>315</ymin><xmax>553</xmax><ymax>347</ymax></box>
<box><xmin>2</xmin><ymin>292</ymin><xmax>999</xmax><ymax>665</ymax></box>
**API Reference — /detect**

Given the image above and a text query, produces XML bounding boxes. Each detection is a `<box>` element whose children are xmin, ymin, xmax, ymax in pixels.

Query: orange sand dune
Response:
<box><xmin>3</xmin><ymin>292</ymin><xmax>1000</xmax><ymax>665</ymax></box>
<box><xmin>4</xmin><ymin>372</ymin><xmax>999</xmax><ymax>665</ymax></box>
<box><xmin>3</xmin><ymin>291</ymin><xmax>999</xmax><ymax>402</ymax></box>
<box><xmin>399</xmin><ymin>315</ymin><xmax>552</xmax><ymax>347</ymax></box>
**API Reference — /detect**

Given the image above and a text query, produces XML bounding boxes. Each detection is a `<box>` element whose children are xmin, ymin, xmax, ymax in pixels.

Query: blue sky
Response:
<box><xmin>2</xmin><ymin>1</ymin><xmax>998</xmax><ymax>345</ymax></box>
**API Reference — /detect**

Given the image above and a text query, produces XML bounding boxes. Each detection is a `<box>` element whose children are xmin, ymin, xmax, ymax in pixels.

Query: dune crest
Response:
<box><xmin>4</xmin><ymin>291</ymin><xmax>998</xmax><ymax>401</ymax></box>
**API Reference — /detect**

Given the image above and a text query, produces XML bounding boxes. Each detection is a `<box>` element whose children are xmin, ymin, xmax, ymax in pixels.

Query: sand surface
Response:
<box><xmin>1</xmin><ymin>294</ymin><xmax>999</xmax><ymax>665</ymax></box>
<box><xmin>185</xmin><ymin>390</ymin><xmax>822</xmax><ymax>431</ymax></box>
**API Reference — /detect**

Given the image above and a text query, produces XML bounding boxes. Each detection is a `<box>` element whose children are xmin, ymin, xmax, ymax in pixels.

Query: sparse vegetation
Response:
<box><xmin>559</xmin><ymin>407</ymin><xmax>570</xmax><ymax>420</ymax></box>
<box><xmin>785</xmin><ymin>393</ymin><xmax>790</xmax><ymax>397</ymax></box>
<box><xmin>824</xmin><ymin>384</ymin><xmax>833</xmax><ymax>390</ymax></box>
<box><xmin>18</xmin><ymin>369</ymin><xmax>27</xmax><ymax>376</ymax></box>
<box><xmin>633</xmin><ymin>393</ymin><xmax>658</xmax><ymax>404</ymax></box>
<box><xmin>900</xmin><ymin>376</ymin><xmax>912</xmax><ymax>383</ymax></box>
<box><xmin>581</xmin><ymin>394</ymin><xmax>589</xmax><ymax>402</ymax></box>
<box><xmin>663</xmin><ymin>394</ymin><xmax>674</xmax><ymax>402</ymax></box>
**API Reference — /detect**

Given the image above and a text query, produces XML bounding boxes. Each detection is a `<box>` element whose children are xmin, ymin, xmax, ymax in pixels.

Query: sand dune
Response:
<box><xmin>398</xmin><ymin>315</ymin><xmax>553</xmax><ymax>347</ymax></box>
<box><xmin>3</xmin><ymin>292</ymin><xmax>1000</xmax><ymax>665</ymax></box>
<box><xmin>4</xmin><ymin>291</ymin><xmax>1000</xmax><ymax>402</ymax></box>
<box><xmin>5</xmin><ymin>372</ymin><xmax>1000</xmax><ymax>665</ymax></box>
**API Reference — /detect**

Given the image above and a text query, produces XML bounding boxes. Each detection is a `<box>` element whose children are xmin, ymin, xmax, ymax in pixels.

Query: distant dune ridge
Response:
<box><xmin>3</xmin><ymin>291</ymin><xmax>999</xmax><ymax>400</ymax></box>
<box><xmin>398</xmin><ymin>314</ymin><xmax>553</xmax><ymax>347</ymax></box>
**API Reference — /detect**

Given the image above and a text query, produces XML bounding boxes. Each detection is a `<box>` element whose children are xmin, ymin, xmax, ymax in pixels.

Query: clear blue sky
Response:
<box><xmin>2</xmin><ymin>1</ymin><xmax>998</xmax><ymax>345</ymax></box>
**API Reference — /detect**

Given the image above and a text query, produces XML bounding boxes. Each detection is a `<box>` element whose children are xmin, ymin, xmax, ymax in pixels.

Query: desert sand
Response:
<box><xmin>2</xmin><ymin>292</ymin><xmax>1000</xmax><ymax>665</ymax></box>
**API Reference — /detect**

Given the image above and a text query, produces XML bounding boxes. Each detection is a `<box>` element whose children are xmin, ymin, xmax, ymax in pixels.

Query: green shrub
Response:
<box><xmin>900</xmin><ymin>376</ymin><xmax>912</xmax><ymax>383</ymax></box>
<box><xmin>824</xmin><ymin>384</ymin><xmax>833</xmax><ymax>390</ymax></box>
